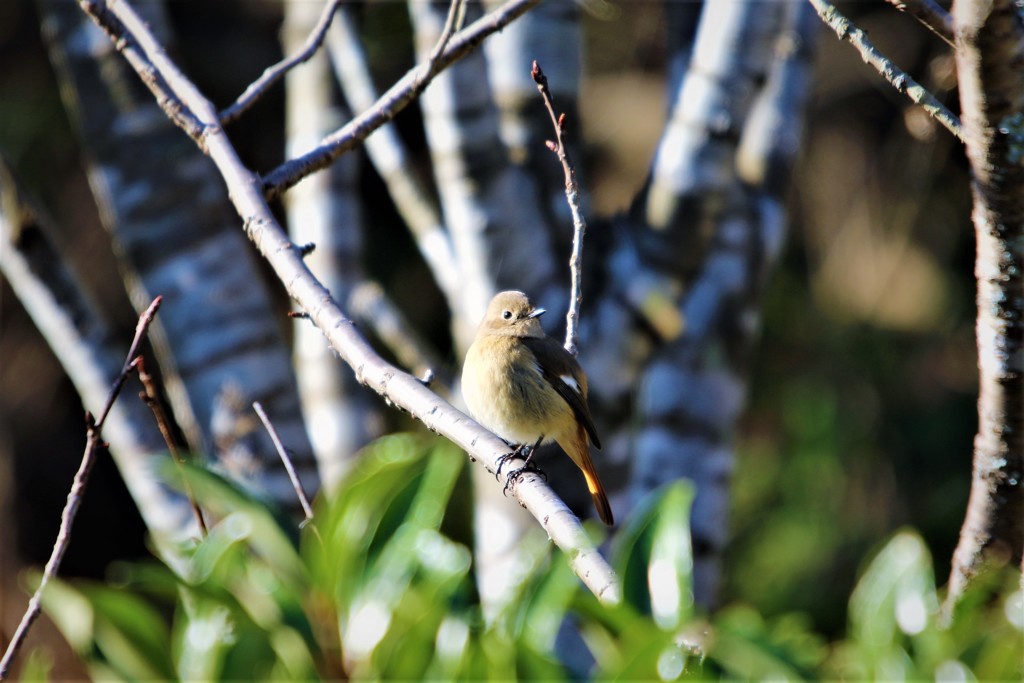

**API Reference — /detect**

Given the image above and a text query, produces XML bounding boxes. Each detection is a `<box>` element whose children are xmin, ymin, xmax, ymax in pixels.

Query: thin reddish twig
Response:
<box><xmin>531</xmin><ymin>61</ymin><xmax>588</xmax><ymax>357</ymax></box>
<box><xmin>135</xmin><ymin>356</ymin><xmax>207</xmax><ymax>536</ymax></box>
<box><xmin>885</xmin><ymin>0</ymin><xmax>955</xmax><ymax>46</ymax></box>
<box><xmin>0</xmin><ymin>297</ymin><xmax>163</xmax><ymax>681</ymax></box>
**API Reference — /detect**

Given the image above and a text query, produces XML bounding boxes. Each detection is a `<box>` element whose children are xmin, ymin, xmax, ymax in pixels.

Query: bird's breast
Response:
<box><xmin>462</xmin><ymin>337</ymin><xmax>571</xmax><ymax>445</ymax></box>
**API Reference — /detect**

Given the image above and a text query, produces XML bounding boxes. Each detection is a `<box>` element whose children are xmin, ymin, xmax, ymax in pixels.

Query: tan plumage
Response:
<box><xmin>462</xmin><ymin>291</ymin><xmax>613</xmax><ymax>525</ymax></box>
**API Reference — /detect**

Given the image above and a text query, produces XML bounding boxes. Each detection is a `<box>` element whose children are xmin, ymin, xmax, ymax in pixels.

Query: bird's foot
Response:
<box><xmin>499</xmin><ymin>435</ymin><xmax>546</xmax><ymax>494</ymax></box>
<box><xmin>502</xmin><ymin>462</ymin><xmax>548</xmax><ymax>495</ymax></box>
<box><xmin>495</xmin><ymin>444</ymin><xmax>528</xmax><ymax>480</ymax></box>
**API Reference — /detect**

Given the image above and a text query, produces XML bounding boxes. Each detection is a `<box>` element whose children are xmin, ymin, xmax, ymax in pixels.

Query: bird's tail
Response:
<box><xmin>562</xmin><ymin>428</ymin><xmax>614</xmax><ymax>526</ymax></box>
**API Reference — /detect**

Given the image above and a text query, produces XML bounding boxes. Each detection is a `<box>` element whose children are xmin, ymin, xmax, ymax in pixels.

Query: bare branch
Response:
<box><xmin>326</xmin><ymin>8</ymin><xmax>460</xmax><ymax>308</ymax></box>
<box><xmin>416</xmin><ymin>0</ymin><xmax>467</xmax><ymax>88</ymax></box>
<box><xmin>75</xmin><ymin>0</ymin><xmax>205</xmax><ymax>143</ymax></box>
<box><xmin>0</xmin><ymin>161</ymin><xmax>198</xmax><ymax>548</ymax></box>
<box><xmin>75</xmin><ymin>0</ymin><xmax>620</xmax><ymax>605</ymax></box>
<box><xmin>531</xmin><ymin>61</ymin><xmax>588</xmax><ymax>358</ymax></box>
<box><xmin>0</xmin><ymin>298</ymin><xmax>162</xmax><ymax>680</ymax></box>
<box><xmin>135</xmin><ymin>356</ymin><xmax>207</xmax><ymax>536</ymax></box>
<box><xmin>220</xmin><ymin>0</ymin><xmax>342</xmax><ymax>124</ymax></box>
<box><xmin>808</xmin><ymin>0</ymin><xmax>963</xmax><ymax>142</ymax></box>
<box><xmin>262</xmin><ymin>0</ymin><xmax>542</xmax><ymax>200</ymax></box>
<box><xmin>253</xmin><ymin>402</ymin><xmax>317</xmax><ymax>531</ymax></box>
<box><xmin>885</xmin><ymin>0</ymin><xmax>955</xmax><ymax>46</ymax></box>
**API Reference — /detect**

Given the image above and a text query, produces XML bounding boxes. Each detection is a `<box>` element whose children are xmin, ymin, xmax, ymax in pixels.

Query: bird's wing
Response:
<box><xmin>522</xmin><ymin>338</ymin><xmax>602</xmax><ymax>450</ymax></box>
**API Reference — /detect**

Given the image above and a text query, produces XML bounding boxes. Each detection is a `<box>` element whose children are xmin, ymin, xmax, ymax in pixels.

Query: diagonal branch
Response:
<box><xmin>0</xmin><ymin>298</ymin><xmax>163</xmax><ymax>680</ymax></box>
<box><xmin>808</xmin><ymin>0</ymin><xmax>964</xmax><ymax>142</ymax></box>
<box><xmin>348</xmin><ymin>281</ymin><xmax>451</xmax><ymax>393</ymax></box>
<box><xmin>253</xmin><ymin>401</ymin><xmax>317</xmax><ymax>529</ymax></box>
<box><xmin>885</xmin><ymin>0</ymin><xmax>955</xmax><ymax>46</ymax></box>
<box><xmin>75</xmin><ymin>0</ymin><xmax>620</xmax><ymax>605</ymax></box>
<box><xmin>326</xmin><ymin>7</ymin><xmax>460</xmax><ymax>308</ymax></box>
<box><xmin>135</xmin><ymin>356</ymin><xmax>207</xmax><ymax>536</ymax></box>
<box><xmin>220</xmin><ymin>0</ymin><xmax>342</xmax><ymax>124</ymax></box>
<box><xmin>417</xmin><ymin>0</ymin><xmax>466</xmax><ymax>88</ymax></box>
<box><xmin>262</xmin><ymin>0</ymin><xmax>542</xmax><ymax>200</ymax></box>
<box><xmin>0</xmin><ymin>160</ymin><xmax>197</xmax><ymax>549</ymax></box>
<box><xmin>75</xmin><ymin>0</ymin><xmax>204</xmax><ymax>142</ymax></box>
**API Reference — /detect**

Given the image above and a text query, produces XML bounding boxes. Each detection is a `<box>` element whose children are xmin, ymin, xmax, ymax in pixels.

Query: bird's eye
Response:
<box><xmin>502</xmin><ymin>310</ymin><xmax>512</xmax><ymax>320</ymax></box>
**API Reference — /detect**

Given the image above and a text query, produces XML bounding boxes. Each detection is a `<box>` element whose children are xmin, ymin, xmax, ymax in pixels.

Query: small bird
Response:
<box><xmin>461</xmin><ymin>290</ymin><xmax>613</xmax><ymax>525</ymax></box>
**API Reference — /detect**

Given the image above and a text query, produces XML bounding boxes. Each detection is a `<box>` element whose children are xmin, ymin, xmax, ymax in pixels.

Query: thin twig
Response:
<box><xmin>262</xmin><ymin>0</ymin><xmax>542</xmax><ymax>200</ymax></box>
<box><xmin>416</xmin><ymin>0</ymin><xmax>466</xmax><ymax>88</ymax></box>
<box><xmin>252</xmin><ymin>402</ymin><xmax>320</xmax><ymax>542</ymax></box>
<box><xmin>0</xmin><ymin>297</ymin><xmax>163</xmax><ymax>680</ymax></box>
<box><xmin>531</xmin><ymin>61</ymin><xmax>588</xmax><ymax>357</ymax></box>
<box><xmin>808</xmin><ymin>0</ymin><xmax>963</xmax><ymax>143</ymax></box>
<box><xmin>135</xmin><ymin>356</ymin><xmax>207</xmax><ymax>537</ymax></box>
<box><xmin>220</xmin><ymin>0</ymin><xmax>342</xmax><ymax>124</ymax></box>
<box><xmin>885</xmin><ymin>0</ymin><xmax>955</xmax><ymax>46</ymax></box>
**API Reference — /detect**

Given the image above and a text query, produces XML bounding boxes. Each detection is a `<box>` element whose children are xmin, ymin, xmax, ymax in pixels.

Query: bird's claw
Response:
<box><xmin>495</xmin><ymin>443</ymin><xmax>529</xmax><ymax>480</ymax></box>
<box><xmin>495</xmin><ymin>450</ymin><xmax>517</xmax><ymax>480</ymax></box>
<box><xmin>501</xmin><ymin>460</ymin><xmax>547</xmax><ymax>495</ymax></box>
<box><xmin>495</xmin><ymin>435</ymin><xmax>545</xmax><ymax>492</ymax></box>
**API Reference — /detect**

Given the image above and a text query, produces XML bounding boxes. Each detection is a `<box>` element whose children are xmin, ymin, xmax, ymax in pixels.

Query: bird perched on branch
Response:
<box><xmin>462</xmin><ymin>290</ymin><xmax>613</xmax><ymax>525</ymax></box>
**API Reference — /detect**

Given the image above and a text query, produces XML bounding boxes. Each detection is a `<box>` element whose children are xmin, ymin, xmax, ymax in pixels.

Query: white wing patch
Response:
<box><xmin>559</xmin><ymin>374</ymin><xmax>581</xmax><ymax>395</ymax></box>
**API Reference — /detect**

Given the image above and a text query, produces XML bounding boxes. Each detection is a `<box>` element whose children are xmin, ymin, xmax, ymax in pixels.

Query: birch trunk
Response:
<box><xmin>283</xmin><ymin>1</ymin><xmax>383</xmax><ymax>489</ymax></box>
<box><xmin>39</xmin><ymin>0</ymin><xmax>318</xmax><ymax>509</ymax></box>
<box><xmin>0</xmin><ymin>164</ymin><xmax>198</xmax><ymax>553</ymax></box>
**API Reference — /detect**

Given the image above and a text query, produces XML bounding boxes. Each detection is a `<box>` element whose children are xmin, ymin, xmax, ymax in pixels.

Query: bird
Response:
<box><xmin>461</xmin><ymin>290</ymin><xmax>614</xmax><ymax>525</ymax></box>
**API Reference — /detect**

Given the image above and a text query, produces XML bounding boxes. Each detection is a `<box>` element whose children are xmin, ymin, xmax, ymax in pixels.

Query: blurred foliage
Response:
<box><xmin>26</xmin><ymin>434</ymin><xmax>1021</xmax><ymax>681</ymax></box>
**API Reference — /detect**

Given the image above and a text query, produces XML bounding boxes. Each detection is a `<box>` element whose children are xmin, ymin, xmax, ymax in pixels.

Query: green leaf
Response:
<box><xmin>307</xmin><ymin>434</ymin><xmax>440</xmax><ymax>608</ymax></box>
<box><xmin>849</xmin><ymin>530</ymin><xmax>937</xmax><ymax>654</ymax></box>
<box><xmin>612</xmin><ymin>480</ymin><xmax>696</xmax><ymax>630</ymax></box>
<box><xmin>19</xmin><ymin>647</ymin><xmax>54</xmax><ymax>682</ymax></box>
<box><xmin>711</xmin><ymin>606</ymin><xmax>808</xmax><ymax>681</ymax></box>
<box><xmin>36</xmin><ymin>575</ymin><xmax>175</xmax><ymax>681</ymax></box>
<box><xmin>160</xmin><ymin>461</ymin><xmax>306</xmax><ymax>588</ymax></box>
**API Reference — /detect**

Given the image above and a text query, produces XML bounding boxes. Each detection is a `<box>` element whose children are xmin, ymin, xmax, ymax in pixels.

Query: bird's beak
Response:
<box><xmin>528</xmin><ymin>307</ymin><xmax>546</xmax><ymax>319</ymax></box>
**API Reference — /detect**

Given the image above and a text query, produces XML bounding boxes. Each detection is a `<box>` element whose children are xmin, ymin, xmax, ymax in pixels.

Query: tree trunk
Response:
<box><xmin>946</xmin><ymin>0</ymin><xmax>1024</xmax><ymax>608</ymax></box>
<box><xmin>39</xmin><ymin>0</ymin><xmax>319</xmax><ymax>508</ymax></box>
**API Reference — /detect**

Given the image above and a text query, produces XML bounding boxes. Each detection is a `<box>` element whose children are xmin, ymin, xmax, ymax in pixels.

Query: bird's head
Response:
<box><xmin>480</xmin><ymin>290</ymin><xmax>546</xmax><ymax>338</ymax></box>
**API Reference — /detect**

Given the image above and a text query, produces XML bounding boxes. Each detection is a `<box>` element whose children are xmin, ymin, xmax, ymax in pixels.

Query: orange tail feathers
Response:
<box><xmin>582</xmin><ymin>468</ymin><xmax>614</xmax><ymax>526</ymax></box>
<box><xmin>560</xmin><ymin>428</ymin><xmax>614</xmax><ymax>526</ymax></box>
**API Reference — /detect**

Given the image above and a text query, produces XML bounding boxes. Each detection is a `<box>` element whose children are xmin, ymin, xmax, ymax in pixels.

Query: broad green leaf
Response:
<box><xmin>159</xmin><ymin>461</ymin><xmax>305</xmax><ymax>588</ymax></box>
<box><xmin>612</xmin><ymin>480</ymin><xmax>695</xmax><ymax>630</ymax></box>
<box><xmin>19</xmin><ymin>647</ymin><xmax>54</xmax><ymax>682</ymax></box>
<box><xmin>849</xmin><ymin>531</ymin><xmax>937</xmax><ymax>655</ymax></box>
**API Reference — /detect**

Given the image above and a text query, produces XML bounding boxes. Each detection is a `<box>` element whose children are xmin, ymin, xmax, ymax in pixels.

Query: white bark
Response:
<box><xmin>40</xmin><ymin>0</ymin><xmax>319</xmax><ymax>507</ymax></box>
<box><xmin>0</xmin><ymin>168</ymin><xmax>198</xmax><ymax>550</ymax></box>
<box><xmin>284</xmin><ymin>0</ymin><xmax>383</xmax><ymax>489</ymax></box>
